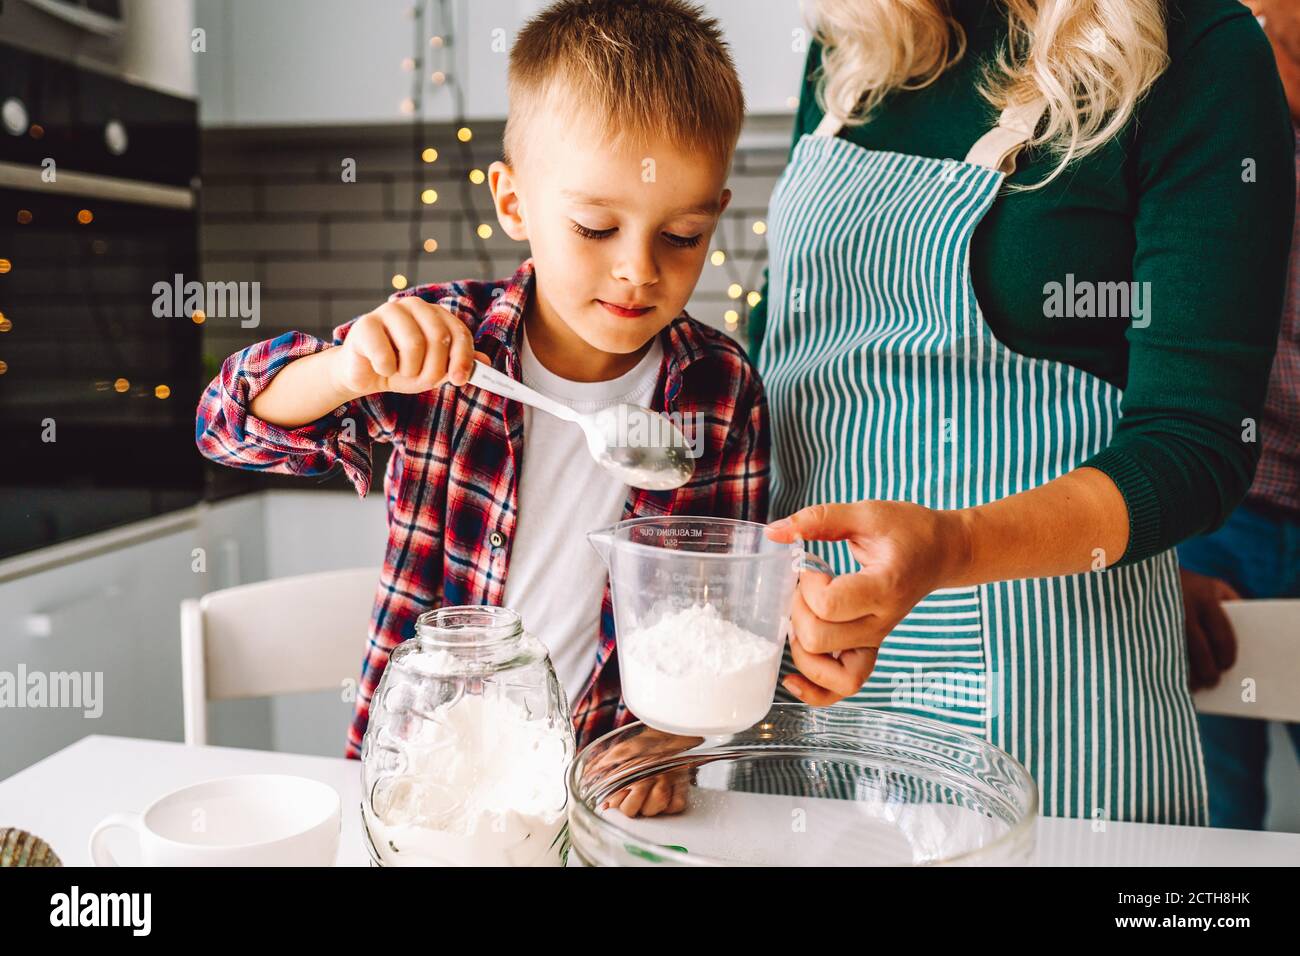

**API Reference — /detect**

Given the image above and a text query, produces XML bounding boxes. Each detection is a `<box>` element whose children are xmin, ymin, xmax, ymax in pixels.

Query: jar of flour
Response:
<box><xmin>360</xmin><ymin>606</ymin><xmax>574</xmax><ymax>866</ymax></box>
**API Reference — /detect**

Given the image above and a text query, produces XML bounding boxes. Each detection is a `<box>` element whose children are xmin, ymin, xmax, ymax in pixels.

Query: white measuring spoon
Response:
<box><xmin>468</xmin><ymin>361</ymin><xmax>695</xmax><ymax>491</ymax></box>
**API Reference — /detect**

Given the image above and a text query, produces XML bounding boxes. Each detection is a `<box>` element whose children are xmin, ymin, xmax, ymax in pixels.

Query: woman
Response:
<box><xmin>754</xmin><ymin>0</ymin><xmax>1294</xmax><ymax>824</ymax></box>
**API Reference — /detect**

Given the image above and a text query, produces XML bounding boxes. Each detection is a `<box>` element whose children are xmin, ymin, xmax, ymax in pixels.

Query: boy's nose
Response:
<box><xmin>611</xmin><ymin>247</ymin><xmax>659</xmax><ymax>288</ymax></box>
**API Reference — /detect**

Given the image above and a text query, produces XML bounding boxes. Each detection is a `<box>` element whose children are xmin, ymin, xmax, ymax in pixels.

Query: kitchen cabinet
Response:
<box><xmin>193</xmin><ymin>0</ymin><xmax>808</xmax><ymax>128</ymax></box>
<box><xmin>0</xmin><ymin>489</ymin><xmax>386</xmax><ymax>778</ymax></box>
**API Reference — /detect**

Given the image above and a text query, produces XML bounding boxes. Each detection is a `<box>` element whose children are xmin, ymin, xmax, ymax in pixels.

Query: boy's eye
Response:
<box><xmin>571</xmin><ymin>222</ymin><xmax>615</xmax><ymax>240</ymax></box>
<box><xmin>663</xmin><ymin>232</ymin><xmax>703</xmax><ymax>248</ymax></box>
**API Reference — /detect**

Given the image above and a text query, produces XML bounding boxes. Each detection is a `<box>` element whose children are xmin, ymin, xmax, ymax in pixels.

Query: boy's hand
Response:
<box><xmin>331</xmin><ymin>297</ymin><xmax>483</xmax><ymax>397</ymax></box>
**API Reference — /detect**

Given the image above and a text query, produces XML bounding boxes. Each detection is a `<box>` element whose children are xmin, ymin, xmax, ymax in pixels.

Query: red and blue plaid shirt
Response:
<box><xmin>1246</xmin><ymin>127</ymin><xmax>1300</xmax><ymax>521</ymax></box>
<box><xmin>195</xmin><ymin>259</ymin><xmax>770</xmax><ymax>756</ymax></box>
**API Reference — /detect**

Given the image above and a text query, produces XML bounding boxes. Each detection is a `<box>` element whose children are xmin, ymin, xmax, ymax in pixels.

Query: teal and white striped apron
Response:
<box><xmin>757</xmin><ymin>101</ymin><xmax>1208</xmax><ymax>825</ymax></box>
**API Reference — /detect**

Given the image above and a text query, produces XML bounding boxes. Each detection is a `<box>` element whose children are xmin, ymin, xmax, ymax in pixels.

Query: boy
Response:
<box><xmin>195</xmin><ymin>0</ymin><xmax>768</xmax><ymax>774</ymax></box>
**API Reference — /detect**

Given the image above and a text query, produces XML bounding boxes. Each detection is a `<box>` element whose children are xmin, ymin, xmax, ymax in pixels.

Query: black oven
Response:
<box><xmin>0</xmin><ymin>42</ymin><xmax>202</xmax><ymax>560</ymax></box>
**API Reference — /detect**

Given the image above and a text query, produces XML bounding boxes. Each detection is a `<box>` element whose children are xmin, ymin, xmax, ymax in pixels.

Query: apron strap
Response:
<box><xmin>812</xmin><ymin>110</ymin><xmax>846</xmax><ymax>138</ymax></box>
<box><xmin>964</xmin><ymin>98</ymin><xmax>1047</xmax><ymax>174</ymax></box>
<box><xmin>812</xmin><ymin>95</ymin><xmax>1047</xmax><ymax>176</ymax></box>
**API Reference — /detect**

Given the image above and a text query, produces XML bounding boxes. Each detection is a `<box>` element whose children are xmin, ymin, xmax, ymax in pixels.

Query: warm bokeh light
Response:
<box><xmin>0</xmin><ymin>314</ymin><xmax>11</xmax><ymax>332</ymax></box>
<box><xmin>431</xmin><ymin>71</ymin><xmax>446</xmax><ymax>85</ymax></box>
<box><xmin>421</xmin><ymin>188</ymin><xmax>438</xmax><ymax>204</ymax></box>
<box><xmin>28</xmin><ymin>124</ymin><xmax>43</xmax><ymax>139</ymax></box>
<box><xmin>113</xmin><ymin>378</ymin><xmax>129</xmax><ymax>393</ymax></box>
<box><xmin>423</xmin><ymin>238</ymin><xmax>438</xmax><ymax>253</ymax></box>
<box><xmin>191</xmin><ymin>310</ymin><xmax>205</xmax><ymax>325</ymax></box>
<box><xmin>401</xmin><ymin>57</ymin><xmax>415</xmax><ymax>71</ymax></box>
<box><xmin>429</xmin><ymin>35</ymin><xmax>444</xmax><ymax>48</ymax></box>
<box><xmin>469</xmin><ymin>168</ymin><xmax>485</xmax><ymax>185</ymax></box>
<box><xmin>710</xmin><ymin>250</ymin><xmax>725</xmax><ymax>266</ymax></box>
<box><xmin>16</xmin><ymin>210</ymin><xmax>32</xmax><ymax>225</ymax></box>
<box><xmin>392</xmin><ymin>274</ymin><xmax>408</xmax><ymax>290</ymax></box>
<box><xmin>422</xmin><ymin>147</ymin><xmax>438</xmax><ymax>163</ymax></box>
<box><xmin>747</xmin><ymin>291</ymin><xmax>762</xmax><ymax>307</ymax></box>
<box><xmin>727</xmin><ymin>283</ymin><xmax>742</xmax><ymax>299</ymax></box>
<box><xmin>400</xmin><ymin>97</ymin><xmax>416</xmax><ymax>114</ymax></box>
<box><xmin>0</xmin><ymin>259</ymin><xmax>11</xmax><ymax>273</ymax></box>
<box><xmin>77</xmin><ymin>209</ymin><xmax>93</xmax><ymax>225</ymax></box>
<box><xmin>477</xmin><ymin>223</ymin><xmax>493</xmax><ymax>239</ymax></box>
<box><xmin>457</xmin><ymin>127</ymin><xmax>472</xmax><ymax>142</ymax></box>
<box><xmin>752</xmin><ymin>220</ymin><xmax>767</xmax><ymax>235</ymax></box>
<box><xmin>154</xmin><ymin>384</ymin><xmax>171</xmax><ymax>399</ymax></box>
<box><xmin>724</xmin><ymin>310</ymin><xmax>739</xmax><ymax>326</ymax></box>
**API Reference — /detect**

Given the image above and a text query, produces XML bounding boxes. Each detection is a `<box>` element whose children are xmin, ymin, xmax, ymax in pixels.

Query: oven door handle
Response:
<box><xmin>0</xmin><ymin>160</ymin><xmax>194</xmax><ymax>210</ymax></box>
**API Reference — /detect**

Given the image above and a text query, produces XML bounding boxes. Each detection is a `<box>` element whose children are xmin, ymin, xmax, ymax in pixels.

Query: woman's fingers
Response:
<box><xmin>798</xmin><ymin>569</ymin><xmax>893</xmax><ymax>625</ymax></box>
<box><xmin>789</xmin><ymin>583</ymin><xmax>890</xmax><ymax>654</ymax></box>
<box><xmin>786</xmin><ymin>636</ymin><xmax>877</xmax><ymax>701</ymax></box>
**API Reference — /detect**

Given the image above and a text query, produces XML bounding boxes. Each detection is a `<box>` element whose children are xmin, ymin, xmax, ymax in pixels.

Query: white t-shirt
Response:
<box><xmin>502</xmin><ymin>328</ymin><xmax>664</xmax><ymax>710</ymax></box>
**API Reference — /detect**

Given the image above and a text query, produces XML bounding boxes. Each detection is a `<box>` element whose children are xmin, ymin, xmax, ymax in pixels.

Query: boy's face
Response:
<box><xmin>489</xmin><ymin>101</ymin><xmax>732</xmax><ymax>371</ymax></box>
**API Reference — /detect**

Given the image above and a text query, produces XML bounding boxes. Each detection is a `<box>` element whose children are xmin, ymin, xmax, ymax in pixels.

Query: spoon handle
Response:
<box><xmin>468</xmin><ymin>361</ymin><xmax>579</xmax><ymax>423</ymax></box>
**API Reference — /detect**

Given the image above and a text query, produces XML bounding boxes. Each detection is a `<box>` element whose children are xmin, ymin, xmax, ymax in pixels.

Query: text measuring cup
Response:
<box><xmin>587</xmin><ymin>516</ymin><xmax>834</xmax><ymax>736</ymax></box>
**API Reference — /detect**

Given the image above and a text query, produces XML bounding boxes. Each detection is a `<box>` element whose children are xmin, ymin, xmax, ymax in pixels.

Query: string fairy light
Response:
<box><xmin>402</xmin><ymin>0</ymin><xmax>494</xmax><ymax>285</ymax></box>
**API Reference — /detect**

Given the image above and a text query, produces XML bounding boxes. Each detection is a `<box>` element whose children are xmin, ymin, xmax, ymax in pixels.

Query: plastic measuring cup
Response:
<box><xmin>587</xmin><ymin>516</ymin><xmax>834</xmax><ymax>735</ymax></box>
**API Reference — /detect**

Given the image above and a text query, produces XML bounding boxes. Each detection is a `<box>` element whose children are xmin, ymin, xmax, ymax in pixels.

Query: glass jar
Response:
<box><xmin>360</xmin><ymin>605</ymin><xmax>574</xmax><ymax>866</ymax></box>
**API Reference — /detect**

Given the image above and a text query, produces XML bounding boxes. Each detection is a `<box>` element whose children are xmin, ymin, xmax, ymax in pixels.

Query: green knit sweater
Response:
<box><xmin>748</xmin><ymin>0</ymin><xmax>1295</xmax><ymax>565</ymax></box>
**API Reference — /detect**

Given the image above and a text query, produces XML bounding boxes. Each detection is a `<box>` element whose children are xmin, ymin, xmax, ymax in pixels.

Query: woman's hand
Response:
<box><xmin>765</xmin><ymin>500</ymin><xmax>972</xmax><ymax>705</ymax></box>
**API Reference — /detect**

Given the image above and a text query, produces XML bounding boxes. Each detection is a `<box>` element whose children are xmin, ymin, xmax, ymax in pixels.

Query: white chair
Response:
<box><xmin>180</xmin><ymin>567</ymin><xmax>379</xmax><ymax>745</ymax></box>
<box><xmin>1193</xmin><ymin>599</ymin><xmax>1300</xmax><ymax>723</ymax></box>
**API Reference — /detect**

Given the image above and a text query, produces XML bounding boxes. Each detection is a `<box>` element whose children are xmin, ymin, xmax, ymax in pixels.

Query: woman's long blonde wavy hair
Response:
<box><xmin>810</xmin><ymin>0</ymin><xmax>1170</xmax><ymax>186</ymax></box>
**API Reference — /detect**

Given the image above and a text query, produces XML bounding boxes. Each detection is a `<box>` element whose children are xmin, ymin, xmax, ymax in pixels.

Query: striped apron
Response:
<box><xmin>757</xmin><ymin>102</ymin><xmax>1208</xmax><ymax>825</ymax></box>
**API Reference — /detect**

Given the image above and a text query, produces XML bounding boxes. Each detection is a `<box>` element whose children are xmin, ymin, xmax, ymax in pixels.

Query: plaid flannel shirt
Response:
<box><xmin>195</xmin><ymin>259</ymin><xmax>770</xmax><ymax>756</ymax></box>
<box><xmin>1245</xmin><ymin>128</ymin><xmax>1300</xmax><ymax>521</ymax></box>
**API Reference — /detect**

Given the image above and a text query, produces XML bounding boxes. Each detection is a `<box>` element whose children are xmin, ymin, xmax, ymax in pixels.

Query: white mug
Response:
<box><xmin>89</xmin><ymin>774</ymin><xmax>341</xmax><ymax>866</ymax></box>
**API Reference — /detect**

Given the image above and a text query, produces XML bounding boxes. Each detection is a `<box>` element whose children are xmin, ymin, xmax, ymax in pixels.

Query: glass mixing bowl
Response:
<box><xmin>568</xmin><ymin>703</ymin><xmax>1037</xmax><ymax>866</ymax></box>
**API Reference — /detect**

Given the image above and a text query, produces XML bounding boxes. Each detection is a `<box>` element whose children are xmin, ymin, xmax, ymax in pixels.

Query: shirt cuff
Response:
<box><xmin>219</xmin><ymin>337</ymin><xmax>378</xmax><ymax>495</ymax></box>
<box><xmin>1079</xmin><ymin>446</ymin><xmax>1165</xmax><ymax>567</ymax></box>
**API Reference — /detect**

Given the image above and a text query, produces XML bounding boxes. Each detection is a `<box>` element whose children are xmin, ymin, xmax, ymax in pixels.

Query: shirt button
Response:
<box><xmin>489</xmin><ymin>531</ymin><xmax>505</xmax><ymax>548</ymax></box>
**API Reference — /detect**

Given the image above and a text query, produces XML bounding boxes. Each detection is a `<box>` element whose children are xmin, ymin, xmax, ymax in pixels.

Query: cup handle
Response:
<box><xmin>89</xmin><ymin>811</ymin><xmax>142</xmax><ymax>867</ymax></box>
<box><xmin>792</xmin><ymin>549</ymin><xmax>835</xmax><ymax>577</ymax></box>
<box><xmin>790</xmin><ymin>548</ymin><xmax>842</xmax><ymax>661</ymax></box>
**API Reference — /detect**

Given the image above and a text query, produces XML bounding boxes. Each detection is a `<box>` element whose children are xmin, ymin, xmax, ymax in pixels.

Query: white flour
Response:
<box><xmin>619</xmin><ymin>602</ymin><xmax>783</xmax><ymax>735</ymax></box>
<box><xmin>364</xmin><ymin>690</ymin><xmax>571</xmax><ymax>867</ymax></box>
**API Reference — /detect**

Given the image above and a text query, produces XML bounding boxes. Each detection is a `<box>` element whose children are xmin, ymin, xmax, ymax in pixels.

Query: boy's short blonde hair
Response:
<box><xmin>504</xmin><ymin>0</ymin><xmax>746</xmax><ymax>166</ymax></box>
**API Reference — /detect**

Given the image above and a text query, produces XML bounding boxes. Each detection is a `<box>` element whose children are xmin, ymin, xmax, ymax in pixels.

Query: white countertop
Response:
<box><xmin>2</xmin><ymin>735</ymin><xmax>1296</xmax><ymax>866</ymax></box>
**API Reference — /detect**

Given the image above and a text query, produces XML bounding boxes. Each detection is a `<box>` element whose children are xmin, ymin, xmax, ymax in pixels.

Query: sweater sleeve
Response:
<box><xmin>1081</xmin><ymin>12</ymin><xmax>1295</xmax><ymax>565</ymax></box>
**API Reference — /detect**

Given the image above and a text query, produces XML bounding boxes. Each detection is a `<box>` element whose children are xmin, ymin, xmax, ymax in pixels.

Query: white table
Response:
<box><xmin>1</xmin><ymin>735</ymin><xmax>1296</xmax><ymax>866</ymax></box>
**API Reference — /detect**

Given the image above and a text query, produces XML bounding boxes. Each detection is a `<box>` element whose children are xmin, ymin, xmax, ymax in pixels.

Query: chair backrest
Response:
<box><xmin>181</xmin><ymin>567</ymin><xmax>379</xmax><ymax>745</ymax></box>
<box><xmin>1193</xmin><ymin>599</ymin><xmax>1300</xmax><ymax>723</ymax></box>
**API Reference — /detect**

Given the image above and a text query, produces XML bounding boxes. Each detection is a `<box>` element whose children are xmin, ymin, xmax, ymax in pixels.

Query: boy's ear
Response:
<box><xmin>488</xmin><ymin>161</ymin><xmax>529</xmax><ymax>242</ymax></box>
<box><xmin>719</xmin><ymin>187</ymin><xmax>732</xmax><ymax>217</ymax></box>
